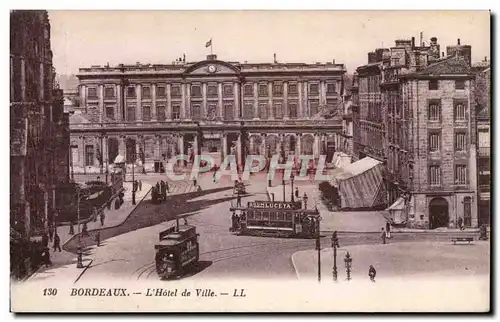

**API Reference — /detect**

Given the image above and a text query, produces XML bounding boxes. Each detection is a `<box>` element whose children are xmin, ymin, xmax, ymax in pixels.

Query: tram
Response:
<box><xmin>154</xmin><ymin>221</ymin><xmax>200</xmax><ymax>280</ymax></box>
<box><xmin>229</xmin><ymin>200</ymin><xmax>321</xmax><ymax>238</ymax></box>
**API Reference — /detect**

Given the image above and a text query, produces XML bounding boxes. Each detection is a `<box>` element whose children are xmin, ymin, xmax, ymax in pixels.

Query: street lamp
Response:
<box><xmin>76</xmin><ymin>186</ymin><xmax>88</xmax><ymax>268</ymax></box>
<box><xmin>344</xmin><ymin>251</ymin><xmax>352</xmax><ymax>281</ymax></box>
<box><xmin>132</xmin><ymin>158</ymin><xmax>136</xmax><ymax>205</ymax></box>
<box><xmin>331</xmin><ymin>231</ymin><xmax>339</xmax><ymax>282</ymax></box>
<box><xmin>314</xmin><ymin>216</ymin><xmax>322</xmax><ymax>282</ymax></box>
<box><xmin>303</xmin><ymin>192</ymin><xmax>308</xmax><ymax>210</ymax></box>
<box><xmin>290</xmin><ymin>173</ymin><xmax>295</xmax><ymax>202</ymax></box>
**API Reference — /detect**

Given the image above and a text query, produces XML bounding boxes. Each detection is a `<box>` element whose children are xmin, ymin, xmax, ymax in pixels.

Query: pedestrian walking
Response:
<box><xmin>381</xmin><ymin>227</ymin><xmax>386</xmax><ymax>244</ymax></box>
<box><xmin>369</xmin><ymin>265</ymin><xmax>376</xmax><ymax>282</ymax></box>
<box><xmin>385</xmin><ymin>222</ymin><xmax>391</xmax><ymax>239</ymax></box>
<box><xmin>93</xmin><ymin>207</ymin><xmax>98</xmax><ymax>222</ymax></box>
<box><xmin>53</xmin><ymin>233</ymin><xmax>62</xmax><ymax>252</ymax></box>
<box><xmin>193</xmin><ymin>178</ymin><xmax>197</xmax><ymax>187</ymax></box>
<box><xmin>165</xmin><ymin>181</ymin><xmax>170</xmax><ymax>193</ymax></box>
<box><xmin>48</xmin><ymin>225</ymin><xmax>54</xmax><ymax>243</ymax></box>
<box><xmin>69</xmin><ymin>221</ymin><xmax>75</xmax><ymax>235</ymax></box>
<box><xmin>100</xmin><ymin>212</ymin><xmax>105</xmax><ymax>226</ymax></box>
<box><xmin>236</xmin><ymin>193</ymin><xmax>242</xmax><ymax>207</ymax></box>
<box><xmin>231</xmin><ymin>212</ymin><xmax>237</xmax><ymax>231</ymax></box>
<box><xmin>42</xmin><ymin>247</ymin><xmax>52</xmax><ymax>267</ymax></box>
<box><xmin>82</xmin><ymin>222</ymin><xmax>89</xmax><ymax>237</ymax></box>
<box><xmin>138</xmin><ymin>180</ymin><xmax>142</xmax><ymax>191</ymax></box>
<box><xmin>295</xmin><ymin>187</ymin><xmax>299</xmax><ymax>199</ymax></box>
<box><xmin>458</xmin><ymin>217</ymin><xmax>464</xmax><ymax>230</ymax></box>
<box><xmin>95</xmin><ymin>232</ymin><xmax>101</xmax><ymax>247</ymax></box>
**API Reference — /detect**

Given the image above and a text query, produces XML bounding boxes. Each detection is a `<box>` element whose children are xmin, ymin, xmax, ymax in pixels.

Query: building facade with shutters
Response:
<box><xmin>70</xmin><ymin>54</ymin><xmax>345</xmax><ymax>173</ymax></box>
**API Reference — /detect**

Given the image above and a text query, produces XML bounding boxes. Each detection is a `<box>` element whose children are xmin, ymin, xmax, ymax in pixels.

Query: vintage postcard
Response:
<box><xmin>9</xmin><ymin>10</ymin><xmax>491</xmax><ymax>312</ymax></box>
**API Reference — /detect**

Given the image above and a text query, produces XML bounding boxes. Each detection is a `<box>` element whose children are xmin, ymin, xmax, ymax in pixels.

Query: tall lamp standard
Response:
<box><xmin>331</xmin><ymin>231</ymin><xmax>339</xmax><ymax>281</ymax></box>
<box><xmin>303</xmin><ymin>193</ymin><xmax>308</xmax><ymax>210</ymax></box>
<box><xmin>290</xmin><ymin>172</ymin><xmax>295</xmax><ymax>202</ymax></box>
<box><xmin>344</xmin><ymin>251</ymin><xmax>352</xmax><ymax>281</ymax></box>
<box><xmin>132</xmin><ymin>157</ymin><xmax>136</xmax><ymax>205</ymax></box>
<box><xmin>76</xmin><ymin>187</ymin><xmax>88</xmax><ymax>268</ymax></box>
<box><xmin>314</xmin><ymin>216</ymin><xmax>322</xmax><ymax>282</ymax></box>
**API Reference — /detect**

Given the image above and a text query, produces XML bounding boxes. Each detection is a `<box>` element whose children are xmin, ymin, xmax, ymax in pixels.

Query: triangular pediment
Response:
<box><xmin>184</xmin><ymin>60</ymin><xmax>240</xmax><ymax>75</ymax></box>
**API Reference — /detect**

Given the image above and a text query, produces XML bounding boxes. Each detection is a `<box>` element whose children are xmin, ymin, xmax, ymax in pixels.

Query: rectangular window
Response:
<box><xmin>142</xmin><ymin>86</ymin><xmax>151</xmax><ymax>99</ymax></box>
<box><xmin>243</xmin><ymin>103</ymin><xmax>253</xmax><ymax>119</ymax></box>
<box><xmin>327</xmin><ymin>83</ymin><xmax>336</xmax><ymax>94</ymax></box>
<box><xmin>289</xmin><ymin>102</ymin><xmax>298</xmax><ymax>118</ymax></box>
<box><xmin>259</xmin><ymin>84</ymin><xmax>268</xmax><ymax>96</ymax></box>
<box><xmin>244</xmin><ymin>84</ymin><xmax>253</xmax><ymax>96</ymax></box>
<box><xmin>192</xmin><ymin>103</ymin><xmax>202</xmax><ymax>120</ymax></box>
<box><xmin>157</xmin><ymin>105</ymin><xmax>166</xmax><ymax>121</ymax></box>
<box><xmin>223</xmin><ymin>84</ymin><xmax>233</xmax><ymax>97</ymax></box>
<box><xmin>104</xmin><ymin>87</ymin><xmax>115</xmax><ymax>98</ymax></box>
<box><xmin>428</xmin><ymin>132</ymin><xmax>440</xmax><ymax>152</ymax></box>
<box><xmin>142</xmin><ymin>105</ymin><xmax>151</xmax><ymax>121</ymax></box>
<box><xmin>171</xmin><ymin>85</ymin><xmax>181</xmax><ymax>98</ymax></box>
<box><xmin>85</xmin><ymin>145</ymin><xmax>94</xmax><ymax>166</ymax></box>
<box><xmin>455</xmin><ymin>80</ymin><xmax>465</xmax><ymax>90</ymax></box>
<box><xmin>259</xmin><ymin>103</ymin><xmax>268</xmax><ymax>119</ymax></box>
<box><xmin>171</xmin><ymin>105</ymin><xmax>180</xmax><ymax>120</ymax></box>
<box><xmin>288</xmin><ymin>83</ymin><xmax>298</xmax><ymax>94</ymax></box>
<box><xmin>274</xmin><ymin>102</ymin><xmax>283</xmax><ymax>119</ymax></box>
<box><xmin>88</xmin><ymin>87</ymin><xmax>98</xmax><ymax>99</ymax></box>
<box><xmin>455</xmin><ymin>165</ymin><xmax>467</xmax><ymax>185</ymax></box>
<box><xmin>224</xmin><ymin>103</ymin><xmax>234</xmax><ymax>120</ymax></box>
<box><xmin>429</xmin><ymin>165</ymin><xmax>441</xmax><ymax>186</ymax></box>
<box><xmin>273</xmin><ymin>83</ymin><xmax>283</xmax><ymax>96</ymax></box>
<box><xmin>207</xmin><ymin>84</ymin><xmax>218</xmax><ymax>97</ymax></box>
<box><xmin>156</xmin><ymin>86</ymin><xmax>166</xmax><ymax>98</ymax></box>
<box><xmin>429</xmin><ymin>79</ymin><xmax>439</xmax><ymax>90</ymax></box>
<box><xmin>191</xmin><ymin>85</ymin><xmax>201</xmax><ymax>97</ymax></box>
<box><xmin>105</xmin><ymin>105</ymin><xmax>115</xmax><ymax>120</ymax></box>
<box><xmin>428</xmin><ymin>101</ymin><xmax>441</xmax><ymax>121</ymax></box>
<box><xmin>309</xmin><ymin>83</ymin><xmax>319</xmax><ymax>95</ymax></box>
<box><xmin>309</xmin><ymin>100</ymin><xmax>319</xmax><ymax>116</ymax></box>
<box><xmin>127</xmin><ymin>86</ymin><xmax>136</xmax><ymax>98</ymax></box>
<box><xmin>454</xmin><ymin>102</ymin><xmax>466</xmax><ymax>120</ymax></box>
<box><xmin>127</xmin><ymin>106</ymin><xmax>136</xmax><ymax>121</ymax></box>
<box><xmin>455</xmin><ymin>132</ymin><xmax>467</xmax><ymax>151</ymax></box>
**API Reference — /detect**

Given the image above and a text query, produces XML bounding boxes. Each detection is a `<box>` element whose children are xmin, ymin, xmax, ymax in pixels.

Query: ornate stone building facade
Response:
<box><xmin>351</xmin><ymin>36</ymin><xmax>479</xmax><ymax>228</ymax></box>
<box><xmin>70</xmin><ymin>55</ymin><xmax>345</xmax><ymax>173</ymax></box>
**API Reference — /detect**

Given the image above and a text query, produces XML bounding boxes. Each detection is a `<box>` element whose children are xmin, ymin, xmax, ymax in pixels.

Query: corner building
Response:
<box><xmin>70</xmin><ymin>54</ymin><xmax>345</xmax><ymax>172</ymax></box>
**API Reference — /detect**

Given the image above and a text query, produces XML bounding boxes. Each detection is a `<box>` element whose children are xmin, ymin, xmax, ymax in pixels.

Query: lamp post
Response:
<box><xmin>76</xmin><ymin>187</ymin><xmax>88</xmax><ymax>268</ymax></box>
<box><xmin>303</xmin><ymin>192</ymin><xmax>308</xmax><ymax>210</ymax></box>
<box><xmin>290</xmin><ymin>173</ymin><xmax>295</xmax><ymax>202</ymax></box>
<box><xmin>331</xmin><ymin>231</ymin><xmax>339</xmax><ymax>282</ymax></box>
<box><xmin>132</xmin><ymin>160</ymin><xmax>136</xmax><ymax>205</ymax></box>
<box><xmin>282</xmin><ymin>173</ymin><xmax>286</xmax><ymax>202</ymax></box>
<box><xmin>344</xmin><ymin>251</ymin><xmax>352</xmax><ymax>281</ymax></box>
<box><xmin>314</xmin><ymin>216</ymin><xmax>322</xmax><ymax>282</ymax></box>
<box><xmin>105</xmin><ymin>159</ymin><xmax>109</xmax><ymax>185</ymax></box>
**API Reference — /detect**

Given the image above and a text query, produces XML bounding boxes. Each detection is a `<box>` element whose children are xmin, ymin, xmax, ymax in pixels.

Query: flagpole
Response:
<box><xmin>211</xmin><ymin>40</ymin><xmax>213</xmax><ymax>55</ymax></box>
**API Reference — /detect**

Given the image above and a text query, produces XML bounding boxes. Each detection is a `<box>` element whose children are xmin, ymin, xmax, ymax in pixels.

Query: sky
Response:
<box><xmin>48</xmin><ymin>10</ymin><xmax>491</xmax><ymax>75</ymax></box>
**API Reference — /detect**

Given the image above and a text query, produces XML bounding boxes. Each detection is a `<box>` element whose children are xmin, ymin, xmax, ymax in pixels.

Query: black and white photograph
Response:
<box><xmin>9</xmin><ymin>9</ymin><xmax>491</xmax><ymax>312</ymax></box>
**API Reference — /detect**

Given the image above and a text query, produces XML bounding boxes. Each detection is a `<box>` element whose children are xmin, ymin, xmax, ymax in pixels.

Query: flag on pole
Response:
<box><xmin>205</xmin><ymin>38</ymin><xmax>212</xmax><ymax>48</ymax></box>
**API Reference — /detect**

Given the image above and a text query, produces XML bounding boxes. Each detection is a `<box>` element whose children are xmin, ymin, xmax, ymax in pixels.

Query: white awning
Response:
<box><xmin>387</xmin><ymin>197</ymin><xmax>405</xmax><ymax>211</ymax></box>
<box><xmin>114</xmin><ymin>154</ymin><xmax>125</xmax><ymax>163</ymax></box>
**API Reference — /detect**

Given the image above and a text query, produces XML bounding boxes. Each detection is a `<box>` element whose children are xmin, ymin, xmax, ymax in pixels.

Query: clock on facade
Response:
<box><xmin>208</xmin><ymin>65</ymin><xmax>217</xmax><ymax>73</ymax></box>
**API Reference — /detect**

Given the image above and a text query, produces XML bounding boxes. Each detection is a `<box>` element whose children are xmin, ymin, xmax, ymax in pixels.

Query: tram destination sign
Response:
<box><xmin>247</xmin><ymin>201</ymin><xmax>301</xmax><ymax>210</ymax></box>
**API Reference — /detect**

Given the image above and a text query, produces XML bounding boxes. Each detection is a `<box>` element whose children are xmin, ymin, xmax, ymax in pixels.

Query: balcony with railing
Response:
<box><xmin>381</xmin><ymin>68</ymin><xmax>400</xmax><ymax>85</ymax></box>
<box><xmin>478</xmin><ymin>147</ymin><xmax>490</xmax><ymax>157</ymax></box>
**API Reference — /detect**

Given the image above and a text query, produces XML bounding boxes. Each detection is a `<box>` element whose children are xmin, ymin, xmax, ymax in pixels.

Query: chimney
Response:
<box><xmin>484</xmin><ymin>56</ymin><xmax>487</xmax><ymax>62</ymax></box>
<box><xmin>457</xmin><ymin>38</ymin><xmax>461</xmax><ymax>45</ymax></box>
<box><xmin>430</xmin><ymin>37</ymin><xmax>437</xmax><ymax>45</ymax></box>
<box><xmin>332</xmin><ymin>59</ymin><xmax>336</xmax><ymax>64</ymax></box>
<box><xmin>183</xmin><ymin>53</ymin><xmax>186</xmax><ymax>62</ymax></box>
<box><xmin>411</xmin><ymin>37</ymin><xmax>415</xmax><ymax>48</ymax></box>
<box><xmin>273</xmin><ymin>53</ymin><xmax>277</xmax><ymax>63</ymax></box>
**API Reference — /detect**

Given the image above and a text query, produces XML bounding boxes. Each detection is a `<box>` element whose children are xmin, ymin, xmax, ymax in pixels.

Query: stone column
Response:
<box><xmin>202</xmin><ymin>83</ymin><xmax>207</xmax><ymax>120</ymax></box>
<box><xmin>185</xmin><ymin>83</ymin><xmax>191</xmax><ymax>120</ymax></box>
<box><xmin>249</xmin><ymin>136</ymin><xmax>255</xmax><ymax>155</ymax></box>
<box><xmin>268</xmin><ymin>82</ymin><xmax>274</xmax><ymax>119</ymax></box>
<box><xmin>79</xmin><ymin>136</ymin><xmax>85</xmax><ymax>168</ymax></box>
<box><xmin>298</xmin><ymin>81</ymin><xmax>303</xmax><ymax>118</ymax></box>
<box><xmin>98</xmin><ymin>84</ymin><xmax>104</xmax><ymax>122</ymax></box>
<box><xmin>218</xmin><ymin>83</ymin><xmax>223</xmax><ymax>120</ymax></box>
<box><xmin>178</xmin><ymin>135</ymin><xmax>185</xmax><ymax>156</ymax></box>
<box><xmin>166</xmin><ymin>84</ymin><xmax>172</xmax><ymax>120</ymax></box>
<box><xmin>313</xmin><ymin>134</ymin><xmax>320</xmax><ymax>159</ymax></box>
<box><xmin>136</xmin><ymin>84</ymin><xmax>142</xmax><ymax>121</ymax></box>
<box><xmin>222</xmin><ymin>134</ymin><xmax>228</xmax><ymax>159</ymax></box>
<box><xmin>102</xmin><ymin>135</ymin><xmax>108</xmax><ymax>166</ymax></box>
<box><xmin>181</xmin><ymin>83</ymin><xmax>187</xmax><ymax>119</ymax></box>
<box><xmin>237</xmin><ymin>134</ymin><xmax>242</xmax><ymax>167</ymax></box>
<box><xmin>303</xmin><ymin>82</ymin><xmax>309</xmax><ymax>118</ymax></box>
<box><xmin>320</xmin><ymin>81</ymin><xmax>326</xmax><ymax>106</ymax></box>
<box><xmin>151</xmin><ymin>83</ymin><xmax>157</xmax><ymax>121</ymax></box>
<box><xmin>119</xmin><ymin>135</ymin><xmax>126</xmax><ymax>158</ymax></box>
<box><xmin>253</xmin><ymin>83</ymin><xmax>259</xmax><ymax>119</ymax></box>
<box><xmin>135</xmin><ymin>135</ymin><xmax>142</xmax><ymax>163</ymax></box>
<box><xmin>194</xmin><ymin>134</ymin><xmax>199</xmax><ymax>156</ymax></box>
<box><xmin>234</xmin><ymin>82</ymin><xmax>240</xmax><ymax>120</ymax></box>
<box><xmin>284</xmin><ymin>82</ymin><xmax>289</xmax><ymax>119</ymax></box>
<box><xmin>80</xmin><ymin>85</ymin><xmax>87</xmax><ymax>110</ymax></box>
<box><xmin>296</xmin><ymin>134</ymin><xmax>302</xmax><ymax>156</ymax></box>
<box><xmin>116</xmin><ymin>84</ymin><xmax>122</xmax><ymax>121</ymax></box>
<box><xmin>154</xmin><ymin>135</ymin><xmax>161</xmax><ymax>159</ymax></box>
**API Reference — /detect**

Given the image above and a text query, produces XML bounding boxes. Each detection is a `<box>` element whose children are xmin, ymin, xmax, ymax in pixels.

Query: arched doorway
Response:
<box><xmin>107</xmin><ymin>138</ymin><xmax>119</xmax><ymax>163</ymax></box>
<box><xmin>301</xmin><ymin>134</ymin><xmax>314</xmax><ymax>155</ymax></box>
<box><xmin>125</xmin><ymin>138</ymin><xmax>136</xmax><ymax>164</ymax></box>
<box><xmin>429</xmin><ymin>197</ymin><xmax>449</xmax><ymax>229</ymax></box>
<box><xmin>265</xmin><ymin>135</ymin><xmax>278</xmax><ymax>156</ymax></box>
